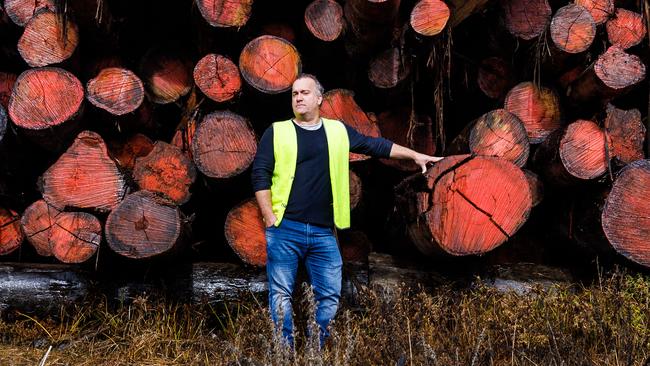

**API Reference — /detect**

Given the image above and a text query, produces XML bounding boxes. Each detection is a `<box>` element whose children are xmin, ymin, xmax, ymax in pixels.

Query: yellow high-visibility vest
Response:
<box><xmin>271</xmin><ymin>118</ymin><xmax>350</xmax><ymax>229</ymax></box>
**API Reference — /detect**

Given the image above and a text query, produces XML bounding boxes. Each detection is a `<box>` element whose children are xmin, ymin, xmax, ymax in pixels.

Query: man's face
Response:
<box><xmin>291</xmin><ymin>77</ymin><xmax>322</xmax><ymax>117</ymax></box>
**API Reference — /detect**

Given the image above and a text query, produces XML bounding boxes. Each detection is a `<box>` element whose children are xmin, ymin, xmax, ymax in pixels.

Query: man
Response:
<box><xmin>251</xmin><ymin>73</ymin><xmax>443</xmax><ymax>347</ymax></box>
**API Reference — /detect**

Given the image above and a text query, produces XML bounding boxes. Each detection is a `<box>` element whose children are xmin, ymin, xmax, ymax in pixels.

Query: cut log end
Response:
<box><xmin>501</xmin><ymin>0</ymin><xmax>552</xmax><ymax>40</ymax></box>
<box><xmin>0</xmin><ymin>207</ymin><xmax>23</xmax><ymax>255</ymax></box>
<box><xmin>108</xmin><ymin>133</ymin><xmax>155</xmax><ymax>170</ymax></box>
<box><xmin>239</xmin><ymin>36</ymin><xmax>302</xmax><ymax>94</ymax></box>
<box><xmin>606</xmin><ymin>9</ymin><xmax>647</xmax><ymax>50</ymax></box>
<box><xmin>368</xmin><ymin>47</ymin><xmax>411</xmax><ymax>89</ymax></box>
<box><xmin>410</xmin><ymin>0</ymin><xmax>450</xmax><ymax>36</ymax></box>
<box><xmin>594</xmin><ymin>46</ymin><xmax>646</xmax><ymax>90</ymax></box>
<box><xmin>469</xmin><ymin>109</ymin><xmax>530</xmax><ymax>167</ymax></box>
<box><xmin>141</xmin><ymin>52</ymin><xmax>192</xmax><ymax>104</ymax></box>
<box><xmin>574</xmin><ymin>0</ymin><xmax>614</xmax><ymax>25</ymax></box>
<box><xmin>87</xmin><ymin>68</ymin><xmax>144</xmax><ymax>115</ymax></box>
<box><xmin>4</xmin><ymin>0</ymin><xmax>58</xmax><ymax>26</ymax></box>
<box><xmin>193</xmin><ymin>54</ymin><xmax>241</xmax><ymax>103</ymax></box>
<box><xmin>304</xmin><ymin>0</ymin><xmax>344</xmax><ymax>42</ymax></box>
<box><xmin>504</xmin><ymin>81</ymin><xmax>561</xmax><ymax>144</ymax></box>
<box><xmin>195</xmin><ymin>0</ymin><xmax>253</xmax><ymax>27</ymax></box>
<box><xmin>106</xmin><ymin>191</ymin><xmax>181</xmax><ymax>259</ymax></box>
<box><xmin>21</xmin><ymin>199</ymin><xmax>61</xmax><ymax>256</ymax></box>
<box><xmin>50</xmin><ymin>212</ymin><xmax>101</xmax><ymax>263</ymax></box>
<box><xmin>550</xmin><ymin>4</ymin><xmax>596</xmax><ymax>54</ymax></box>
<box><xmin>17</xmin><ymin>10</ymin><xmax>78</xmax><ymax>67</ymax></box>
<box><xmin>559</xmin><ymin>120</ymin><xmax>608</xmax><ymax>180</ymax></box>
<box><xmin>604</xmin><ymin>104</ymin><xmax>646</xmax><ymax>165</ymax></box>
<box><xmin>602</xmin><ymin>160</ymin><xmax>650</xmax><ymax>268</ymax></box>
<box><xmin>224</xmin><ymin>199</ymin><xmax>267</xmax><ymax>267</ymax></box>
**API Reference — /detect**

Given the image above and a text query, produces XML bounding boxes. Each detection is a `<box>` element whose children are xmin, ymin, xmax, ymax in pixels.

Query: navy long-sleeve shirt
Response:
<box><xmin>251</xmin><ymin>120</ymin><xmax>393</xmax><ymax>227</ymax></box>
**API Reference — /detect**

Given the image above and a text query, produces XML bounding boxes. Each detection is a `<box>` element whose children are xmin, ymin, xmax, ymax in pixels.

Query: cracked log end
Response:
<box><xmin>191</xmin><ymin>110</ymin><xmax>257</xmax><ymax>178</ymax></box>
<box><xmin>87</xmin><ymin>67</ymin><xmax>144</xmax><ymax>115</ymax></box>
<box><xmin>50</xmin><ymin>212</ymin><xmax>101</xmax><ymax>263</ymax></box>
<box><xmin>501</xmin><ymin>0</ymin><xmax>551</xmax><ymax>40</ymax></box>
<box><xmin>397</xmin><ymin>155</ymin><xmax>532</xmax><ymax>256</ymax></box>
<box><xmin>606</xmin><ymin>9</ymin><xmax>646</xmax><ymax>50</ymax></box>
<box><xmin>559</xmin><ymin>120</ymin><xmax>608</xmax><ymax>180</ymax></box>
<box><xmin>504</xmin><ymin>81</ymin><xmax>561</xmax><ymax>144</ymax></box>
<box><xmin>196</xmin><ymin>0</ymin><xmax>253</xmax><ymax>28</ymax></box>
<box><xmin>106</xmin><ymin>191</ymin><xmax>181</xmax><ymax>259</ymax></box>
<box><xmin>550</xmin><ymin>4</ymin><xmax>595</xmax><ymax>54</ymax></box>
<box><xmin>21</xmin><ymin>199</ymin><xmax>61</xmax><ymax>257</ymax></box>
<box><xmin>574</xmin><ymin>0</ymin><xmax>613</xmax><ymax>25</ymax></box>
<box><xmin>194</xmin><ymin>54</ymin><xmax>241</xmax><ymax>103</ymax></box>
<box><xmin>134</xmin><ymin>141</ymin><xmax>197</xmax><ymax>205</ymax></box>
<box><xmin>18</xmin><ymin>10</ymin><xmax>78</xmax><ymax>67</ymax></box>
<box><xmin>604</xmin><ymin>104</ymin><xmax>645</xmax><ymax>165</ymax></box>
<box><xmin>0</xmin><ymin>207</ymin><xmax>23</xmax><ymax>256</ymax></box>
<box><xmin>239</xmin><ymin>35</ymin><xmax>301</xmax><ymax>94</ymax></box>
<box><xmin>224</xmin><ymin>199</ymin><xmax>267</xmax><ymax>267</ymax></box>
<box><xmin>469</xmin><ymin>109</ymin><xmax>530</xmax><ymax>167</ymax></box>
<box><xmin>602</xmin><ymin>160</ymin><xmax>650</xmax><ymax>268</ymax></box>
<box><xmin>320</xmin><ymin>89</ymin><xmax>382</xmax><ymax>162</ymax></box>
<box><xmin>4</xmin><ymin>0</ymin><xmax>57</xmax><ymax>26</ymax></box>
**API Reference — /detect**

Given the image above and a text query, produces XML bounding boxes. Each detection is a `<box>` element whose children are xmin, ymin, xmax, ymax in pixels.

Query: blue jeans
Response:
<box><xmin>265</xmin><ymin>218</ymin><xmax>343</xmax><ymax>348</ymax></box>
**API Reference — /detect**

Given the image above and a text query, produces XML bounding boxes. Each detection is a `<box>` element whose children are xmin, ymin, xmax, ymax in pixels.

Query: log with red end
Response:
<box><xmin>106</xmin><ymin>191</ymin><xmax>181</xmax><ymax>259</ymax></box>
<box><xmin>602</xmin><ymin>159</ymin><xmax>650</xmax><ymax>268</ymax></box>
<box><xmin>550</xmin><ymin>4</ymin><xmax>596</xmax><ymax>54</ymax></box>
<box><xmin>20</xmin><ymin>199</ymin><xmax>60</xmax><ymax>256</ymax></box>
<box><xmin>477</xmin><ymin>57</ymin><xmax>515</xmax><ymax>100</ymax></box>
<box><xmin>594</xmin><ymin>45</ymin><xmax>646</xmax><ymax>90</ymax></box>
<box><xmin>86</xmin><ymin>68</ymin><xmax>144</xmax><ymax>115</ymax></box>
<box><xmin>574</xmin><ymin>0</ymin><xmax>614</xmax><ymax>25</ymax></box>
<box><xmin>4</xmin><ymin>0</ymin><xmax>57</xmax><ymax>26</ymax></box>
<box><xmin>368</xmin><ymin>47</ymin><xmax>411</xmax><ymax>89</ymax></box>
<box><xmin>338</xmin><ymin>230</ymin><xmax>372</xmax><ymax>263</ymax></box>
<box><xmin>224</xmin><ymin>199</ymin><xmax>266</xmax><ymax>267</ymax></box>
<box><xmin>606</xmin><ymin>9</ymin><xmax>646</xmax><ymax>50</ymax></box>
<box><xmin>141</xmin><ymin>51</ymin><xmax>192</xmax><ymax>104</ymax></box>
<box><xmin>40</xmin><ymin>130</ymin><xmax>128</xmax><ymax>212</ymax></box>
<box><xmin>377</xmin><ymin>107</ymin><xmax>435</xmax><ymax>172</ymax></box>
<box><xmin>501</xmin><ymin>0</ymin><xmax>552</xmax><ymax>40</ymax></box>
<box><xmin>0</xmin><ymin>72</ymin><xmax>17</xmax><ymax>109</ymax></box>
<box><xmin>49</xmin><ymin>212</ymin><xmax>101</xmax><ymax>263</ymax></box>
<box><xmin>134</xmin><ymin>141</ymin><xmax>197</xmax><ymax>205</ymax></box>
<box><xmin>320</xmin><ymin>89</ymin><xmax>382</xmax><ymax>162</ymax></box>
<box><xmin>469</xmin><ymin>109</ymin><xmax>530</xmax><ymax>167</ymax></box>
<box><xmin>191</xmin><ymin>110</ymin><xmax>257</xmax><ymax>178</ymax></box>
<box><xmin>604</xmin><ymin>104</ymin><xmax>645</xmax><ymax>165</ymax></box>
<box><xmin>108</xmin><ymin>133</ymin><xmax>154</xmax><ymax>170</ymax></box>
<box><xmin>304</xmin><ymin>0</ymin><xmax>344</xmax><ymax>42</ymax></box>
<box><xmin>18</xmin><ymin>10</ymin><xmax>78</xmax><ymax>67</ymax></box>
<box><xmin>195</xmin><ymin>0</ymin><xmax>253</xmax><ymax>28</ymax></box>
<box><xmin>410</xmin><ymin>0</ymin><xmax>450</xmax><ymax>36</ymax></box>
<box><xmin>193</xmin><ymin>54</ymin><xmax>241</xmax><ymax>103</ymax></box>
<box><xmin>0</xmin><ymin>207</ymin><xmax>23</xmax><ymax>255</ymax></box>
<box><xmin>239</xmin><ymin>35</ymin><xmax>301</xmax><ymax>94</ymax></box>
<box><xmin>504</xmin><ymin>81</ymin><xmax>561</xmax><ymax>144</ymax></box>
<box><xmin>397</xmin><ymin>155</ymin><xmax>532</xmax><ymax>256</ymax></box>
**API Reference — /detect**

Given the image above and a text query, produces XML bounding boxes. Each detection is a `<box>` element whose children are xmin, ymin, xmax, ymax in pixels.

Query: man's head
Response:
<box><xmin>291</xmin><ymin>73</ymin><xmax>324</xmax><ymax>120</ymax></box>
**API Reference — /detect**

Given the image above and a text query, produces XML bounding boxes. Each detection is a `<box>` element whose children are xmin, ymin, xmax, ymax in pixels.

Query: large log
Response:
<box><xmin>550</xmin><ymin>4</ymin><xmax>596</xmax><ymax>54</ymax></box>
<box><xmin>106</xmin><ymin>191</ymin><xmax>182</xmax><ymax>259</ymax></box>
<box><xmin>133</xmin><ymin>141</ymin><xmax>197</xmax><ymax>205</ymax></box>
<box><xmin>49</xmin><ymin>211</ymin><xmax>101</xmax><ymax>263</ymax></box>
<box><xmin>191</xmin><ymin>110</ymin><xmax>257</xmax><ymax>178</ymax></box>
<box><xmin>377</xmin><ymin>107</ymin><xmax>435</xmax><ymax>172</ymax></box>
<box><xmin>40</xmin><ymin>131</ymin><xmax>128</xmax><ymax>212</ymax></box>
<box><xmin>395</xmin><ymin>155</ymin><xmax>532</xmax><ymax>256</ymax></box>
<box><xmin>193</xmin><ymin>54</ymin><xmax>241</xmax><ymax>103</ymax></box>
<box><xmin>501</xmin><ymin>0</ymin><xmax>551</xmax><ymax>40</ymax></box>
<box><xmin>3</xmin><ymin>0</ymin><xmax>57</xmax><ymax>26</ymax></box>
<box><xmin>86</xmin><ymin>67</ymin><xmax>145</xmax><ymax>115</ymax></box>
<box><xmin>320</xmin><ymin>89</ymin><xmax>382</xmax><ymax>162</ymax></box>
<box><xmin>606</xmin><ymin>9</ymin><xmax>646</xmax><ymax>50</ymax></box>
<box><xmin>604</xmin><ymin>104</ymin><xmax>646</xmax><ymax>166</ymax></box>
<box><xmin>20</xmin><ymin>199</ymin><xmax>59</xmax><ymax>257</ymax></box>
<box><xmin>602</xmin><ymin>159</ymin><xmax>650</xmax><ymax>268</ymax></box>
<box><xmin>239</xmin><ymin>35</ymin><xmax>301</xmax><ymax>94</ymax></box>
<box><xmin>0</xmin><ymin>207</ymin><xmax>23</xmax><ymax>256</ymax></box>
<box><xmin>304</xmin><ymin>0</ymin><xmax>345</xmax><ymax>42</ymax></box>
<box><xmin>195</xmin><ymin>0</ymin><xmax>253</xmax><ymax>28</ymax></box>
<box><xmin>504</xmin><ymin>81</ymin><xmax>561</xmax><ymax>144</ymax></box>
<box><xmin>17</xmin><ymin>10</ymin><xmax>78</xmax><ymax>67</ymax></box>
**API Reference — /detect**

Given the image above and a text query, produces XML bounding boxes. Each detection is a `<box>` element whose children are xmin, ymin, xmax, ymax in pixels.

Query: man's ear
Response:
<box><xmin>317</xmin><ymin>96</ymin><xmax>323</xmax><ymax>106</ymax></box>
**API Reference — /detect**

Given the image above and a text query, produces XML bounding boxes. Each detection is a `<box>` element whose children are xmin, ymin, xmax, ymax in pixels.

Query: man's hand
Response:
<box><xmin>413</xmin><ymin>152</ymin><xmax>444</xmax><ymax>174</ymax></box>
<box><xmin>389</xmin><ymin>144</ymin><xmax>444</xmax><ymax>174</ymax></box>
<box><xmin>255</xmin><ymin>190</ymin><xmax>277</xmax><ymax>228</ymax></box>
<box><xmin>263</xmin><ymin>213</ymin><xmax>277</xmax><ymax>228</ymax></box>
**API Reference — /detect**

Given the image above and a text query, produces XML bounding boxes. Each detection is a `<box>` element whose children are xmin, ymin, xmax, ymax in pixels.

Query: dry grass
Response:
<box><xmin>0</xmin><ymin>269</ymin><xmax>649</xmax><ymax>365</ymax></box>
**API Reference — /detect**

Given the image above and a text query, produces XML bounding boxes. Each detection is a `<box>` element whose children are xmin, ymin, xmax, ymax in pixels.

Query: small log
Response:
<box><xmin>86</xmin><ymin>67</ymin><xmax>144</xmax><ymax>115</ymax></box>
<box><xmin>224</xmin><ymin>199</ymin><xmax>266</xmax><ymax>267</ymax></box>
<box><xmin>4</xmin><ymin>0</ymin><xmax>57</xmax><ymax>26</ymax></box>
<box><xmin>367</xmin><ymin>47</ymin><xmax>411</xmax><ymax>89</ymax></box>
<box><xmin>501</xmin><ymin>0</ymin><xmax>552</xmax><ymax>40</ymax></box>
<box><xmin>0</xmin><ymin>207</ymin><xmax>23</xmax><ymax>255</ymax></box>
<box><xmin>50</xmin><ymin>212</ymin><xmax>101</xmax><ymax>263</ymax></box>
<box><xmin>602</xmin><ymin>159</ymin><xmax>650</xmax><ymax>268</ymax></box>
<box><xmin>239</xmin><ymin>35</ymin><xmax>301</xmax><ymax>94</ymax></box>
<box><xmin>594</xmin><ymin>45</ymin><xmax>646</xmax><ymax>90</ymax></box>
<box><xmin>606</xmin><ymin>9</ymin><xmax>646</xmax><ymax>50</ymax></box>
<box><xmin>108</xmin><ymin>133</ymin><xmax>155</xmax><ymax>170</ymax></box>
<box><xmin>17</xmin><ymin>10</ymin><xmax>79</xmax><ymax>67</ymax></box>
<box><xmin>193</xmin><ymin>54</ymin><xmax>241</xmax><ymax>103</ymax></box>
<box><xmin>320</xmin><ymin>89</ymin><xmax>382</xmax><ymax>162</ymax></box>
<box><xmin>106</xmin><ymin>191</ymin><xmax>181</xmax><ymax>259</ymax></box>
<box><xmin>477</xmin><ymin>57</ymin><xmax>515</xmax><ymax>100</ymax></box>
<box><xmin>504</xmin><ymin>81</ymin><xmax>561</xmax><ymax>144</ymax></box>
<box><xmin>0</xmin><ymin>72</ymin><xmax>17</xmax><ymax>109</ymax></box>
<box><xmin>349</xmin><ymin>169</ymin><xmax>362</xmax><ymax>210</ymax></box>
<box><xmin>40</xmin><ymin>130</ymin><xmax>128</xmax><ymax>212</ymax></box>
<box><xmin>191</xmin><ymin>110</ymin><xmax>257</xmax><ymax>178</ymax></box>
<box><xmin>604</xmin><ymin>104</ymin><xmax>645</xmax><ymax>165</ymax></box>
<box><xmin>304</xmin><ymin>0</ymin><xmax>344</xmax><ymax>42</ymax></box>
<box><xmin>533</xmin><ymin>120</ymin><xmax>609</xmax><ymax>184</ymax></box>
<box><xmin>377</xmin><ymin>107</ymin><xmax>435</xmax><ymax>172</ymax></box>
<box><xmin>140</xmin><ymin>50</ymin><xmax>192</xmax><ymax>104</ymax></box>
<box><xmin>550</xmin><ymin>4</ymin><xmax>596</xmax><ymax>54</ymax></box>
<box><xmin>260</xmin><ymin>22</ymin><xmax>296</xmax><ymax>43</ymax></box>
<box><xmin>343</xmin><ymin>0</ymin><xmax>400</xmax><ymax>57</ymax></box>
<box><xmin>20</xmin><ymin>199</ymin><xmax>60</xmax><ymax>257</ymax></box>
<box><xmin>8</xmin><ymin>67</ymin><xmax>84</xmax><ymax>148</ymax></box>
<box><xmin>395</xmin><ymin>155</ymin><xmax>532</xmax><ymax>256</ymax></box>
<box><xmin>133</xmin><ymin>141</ymin><xmax>197</xmax><ymax>205</ymax></box>
<box><xmin>574</xmin><ymin>0</ymin><xmax>614</xmax><ymax>25</ymax></box>
<box><xmin>469</xmin><ymin>109</ymin><xmax>529</xmax><ymax>167</ymax></box>
<box><xmin>409</xmin><ymin>0</ymin><xmax>450</xmax><ymax>36</ymax></box>
<box><xmin>339</xmin><ymin>230</ymin><xmax>372</xmax><ymax>263</ymax></box>
<box><xmin>195</xmin><ymin>0</ymin><xmax>253</xmax><ymax>28</ymax></box>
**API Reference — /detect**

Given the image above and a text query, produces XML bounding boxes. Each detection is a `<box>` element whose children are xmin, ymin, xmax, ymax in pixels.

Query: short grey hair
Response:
<box><xmin>295</xmin><ymin>73</ymin><xmax>325</xmax><ymax>96</ymax></box>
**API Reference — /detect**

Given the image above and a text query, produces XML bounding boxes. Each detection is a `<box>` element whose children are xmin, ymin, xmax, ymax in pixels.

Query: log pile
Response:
<box><xmin>0</xmin><ymin>0</ymin><xmax>647</xmax><ymax>283</ymax></box>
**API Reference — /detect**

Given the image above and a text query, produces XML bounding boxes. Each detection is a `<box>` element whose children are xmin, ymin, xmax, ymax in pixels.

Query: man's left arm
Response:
<box><xmin>389</xmin><ymin>144</ymin><xmax>444</xmax><ymax>174</ymax></box>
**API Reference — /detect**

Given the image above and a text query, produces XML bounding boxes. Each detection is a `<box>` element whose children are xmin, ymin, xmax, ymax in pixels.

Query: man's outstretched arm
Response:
<box><xmin>389</xmin><ymin>144</ymin><xmax>444</xmax><ymax>174</ymax></box>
